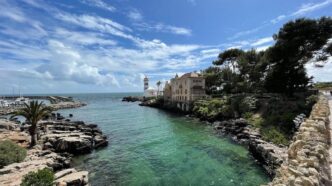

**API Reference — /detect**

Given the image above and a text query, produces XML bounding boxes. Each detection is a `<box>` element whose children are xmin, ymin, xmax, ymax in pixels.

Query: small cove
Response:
<box><xmin>58</xmin><ymin>93</ymin><xmax>269</xmax><ymax>186</ymax></box>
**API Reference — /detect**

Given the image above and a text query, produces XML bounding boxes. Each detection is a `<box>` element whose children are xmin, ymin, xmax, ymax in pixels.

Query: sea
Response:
<box><xmin>53</xmin><ymin>93</ymin><xmax>269</xmax><ymax>186</ymax></box>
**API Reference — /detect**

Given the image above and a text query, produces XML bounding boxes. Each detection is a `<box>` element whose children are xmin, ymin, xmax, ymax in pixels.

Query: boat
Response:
<box><xmin>14</xmin><ymin>97</ymin><xmax>30</xmax><ymax>105</ymax></box>
<box><xmin>0</xmin><ymin>99</ymin><xmax>9</xmax><ymax>107</ymax></box>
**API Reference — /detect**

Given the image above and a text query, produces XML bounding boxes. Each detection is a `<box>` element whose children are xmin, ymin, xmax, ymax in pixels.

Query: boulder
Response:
<box><xmin>43</xmin><ymin>142</ymin><xmax>54</xmax><ymax>150</ymax></box>
<box><xmin>55</xmin><ymin>171</ymin><xmax>89</xmax><ymax>186</ymax></box>
<box><xmin>55</xmin><ymin>168</ymin><xmax>77</xmax><ymax>179</ymax></box>
<box><xmin>94</xmin><ymin>135</ymin><xmax>108</xmax><ymax>148</ymax></box>
<box><xmin>54</xmin><ymin>137</ymin><xmax>92</xmax><ymax>154</ymax></box>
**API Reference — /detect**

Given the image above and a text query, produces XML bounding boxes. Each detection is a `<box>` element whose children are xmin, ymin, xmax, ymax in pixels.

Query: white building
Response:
<box><xmin>143</xmin><ymin>76</ymin><xmax>157</xmax><ymax>97</ymax></box>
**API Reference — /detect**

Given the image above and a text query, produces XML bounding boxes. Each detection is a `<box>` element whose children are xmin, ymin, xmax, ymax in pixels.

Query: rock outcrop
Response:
<box><xmin>0</xmin><ymin>119</ymin><xmax>29</xmax><ymax>147</ymax></box>
<box><xmin>41</xmin><ymin>120</ymin><xmax>108</xmax><ymax>154</ymax></box>
<box><xmin>55</xmin><ymin>169</ymin><xmax>89</xmax><ymax>186</ymax></box>
<box><xmin>214</xmin><ymin>119</ymin><xmax>287</xmax><ymax>177</ymax></box>
<box><xmin>122</xmin><ymin>96</ymin><xmax>142</xmax><ymax>102</ymax></box>
<box><xmin>269</xmin><ymin>95</ymin><xmax>331</xmax><ymax>186</ymax></box>
<box><xmin>0</xmin><ymin>148</ymin><xmax>71</xmax><ymax>186</ymax></box>
<box><xmin>0</xmin><ymin>119</ymin><xmax>19</xmax><ymax>130</ymax></box>
<box><xmin>0</xmin><ymin>113</ymin><xmax>108</xmax><ymax>185</ymax></box>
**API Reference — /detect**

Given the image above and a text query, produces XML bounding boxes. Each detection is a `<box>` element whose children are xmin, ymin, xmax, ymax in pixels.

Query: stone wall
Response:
<box><xmin>269</xmin><ymin>95</ymin><xmax>331</xmax><ymax>186</ymax></box>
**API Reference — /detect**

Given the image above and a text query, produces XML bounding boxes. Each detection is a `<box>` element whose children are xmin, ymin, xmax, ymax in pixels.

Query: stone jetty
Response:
<box><xmin>50</xmin><ymin>101</ymin><xmax>87</xmax><ymax>111</ymax></box>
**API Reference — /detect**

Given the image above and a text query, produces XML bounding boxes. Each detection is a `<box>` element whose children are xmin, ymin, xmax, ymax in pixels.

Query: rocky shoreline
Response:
<box><xmin>0</xmin><ymin>111</ymin><xmax>108</xmax><ymax>185</ymax></box>
<box><xmin>211</xmin><ymin>119</ymin><xmax>287</xmax><ymax>177</ymax></box>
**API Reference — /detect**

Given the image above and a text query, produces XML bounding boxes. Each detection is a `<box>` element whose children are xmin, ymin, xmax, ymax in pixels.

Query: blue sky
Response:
<box><xmin>0</xmin><ymin>0</ymin><xmax>331</xmax><ymax>94</ymax></box>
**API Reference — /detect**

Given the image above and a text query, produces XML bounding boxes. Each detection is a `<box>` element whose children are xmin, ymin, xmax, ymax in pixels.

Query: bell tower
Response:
<box><xmin>144</xmin><ymin>75</ymin><xmax>149</xmax><ymax>91</ymax></box>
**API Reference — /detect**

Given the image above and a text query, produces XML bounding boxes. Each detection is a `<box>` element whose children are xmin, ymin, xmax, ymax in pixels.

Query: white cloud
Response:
<box><xmin>128</xmin><ymin>9</ymin><xmax>143</xmax><ymax>21</ymax></box>
<box><xmin>36</xmin><ymin>40</ymin><xmax>119</xmax><ymax>86</ymax></box>
<box><xmin>54</xmin><ymin>28</ymin><xmax>117</xmax><ymax>46</ymax></box>
<box><xmin>231</xmin><ymin>0</ymin><xmax>332</xmax><ymax>40</ymax></box>
<box><xmin>0</xmin><ymin>1</ymin><xmax>26</xmax><ymax>23</ymax></box>
<box><xmin>251</xmin><ymin>37</ymin><xmax>274</xmax><ymax>47</ymax></box>
<box><xmin>256</xmin><ymin>45</ymin><xmax>271</xmax><ymax>52</ymax></box>
<box><xmin>0</xmin><ymin>0</ymin><xmax>47</xmax><ymax>37</ymax></box>
<box><xmin>270</xmin><ymin>15</ymin><xmax>286</xmax><ymax>24</ymax></box>
<box><xmin>81</xmin><ymin>0</ymin><xmax>116</xmax><ymax>12</ymax></box>
<box><xmin>135</xmin><ymin>22</ymin><xmax>192</xmax><ymax>36</ymax></box>
<box><xmin>1</xmin><ymin>0</ymin><xmax>284</xmax><ymax>93</ymax></box>
<box><xmin>228</xmin><ymin>25</ymin><xmax>265</xmax><ymax>40</ymax></box>
<box><xmin>56</xmin><ymin>13</ymin><xmax>134</xmax><ymax>40</ymax></box>
<box><xmin>126</xmin><ymin>9</ymin><xmax>192</xmax><ymax>36</ymax></box>
<box><xmin>292</xmin><ymin>0</ymin><xmax>332</xmax><ymax>16</ymax></box>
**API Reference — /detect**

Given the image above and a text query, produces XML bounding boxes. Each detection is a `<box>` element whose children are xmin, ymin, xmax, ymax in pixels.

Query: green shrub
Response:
<box><xmin>192</xmin><ymin>98</ymin><xmax>234</xmax><ymax>121</ymax></box>
<box><xmin>21</xmin><ymin>168</ymin><xmax>55</xmax><ymax>186</ymax></box>
<box><xmin>243</xmin><ymin>112</ymin><xmax>253</xmax><ymax>120</ymax></box>
<box><xmin>239</xmin><ymin>96</ymin><xmax>258</xmax><ymax>113</ymax></box>
<box><xmin>305</xmin><ymin>95</ymin><xmax>318</xmax><ymax>108</ymax></box>
<box><xmin>261</xmin><ymin>127</ymin><xmax>289</xmax><ymax>145</ymax></box>
<box><xmin>0</xmin><ymin>140</ymin><xmax>27</xmax><ymax>168</ymax></box>
<box><xmin>246</xmin><ymin>114</ymin><xmax>264</xmax><ymax>128</ymax></box>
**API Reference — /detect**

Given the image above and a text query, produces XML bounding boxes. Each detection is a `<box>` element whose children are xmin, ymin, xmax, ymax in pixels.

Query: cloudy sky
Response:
<box><xmin>0</xmin><ymin>0</ymin><xmax>331</xmax><ymax>94</ymax></box>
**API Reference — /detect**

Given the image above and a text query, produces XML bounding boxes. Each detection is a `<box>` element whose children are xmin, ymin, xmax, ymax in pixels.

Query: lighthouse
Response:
<box><xmin>144</xmin><ymin>75</ymin><xmax>149</xmax><ymax>91</ymax></box>
<box><xmin>143</xmin><ymin>75</ymin><xmax>157</xmax><ymax>97</ymax></box>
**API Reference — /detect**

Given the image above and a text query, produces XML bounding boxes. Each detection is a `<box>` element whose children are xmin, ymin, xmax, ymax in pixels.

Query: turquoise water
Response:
<box><xmin>58</xmin><ymin>93</ymin><xmax>269</xmax><ymax>186</ymax></box>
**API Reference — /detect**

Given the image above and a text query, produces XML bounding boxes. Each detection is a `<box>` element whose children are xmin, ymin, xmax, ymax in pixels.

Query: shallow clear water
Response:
<box><xmin>58</xmin><ymin>93</ymin><xmax>269</xmax><ymax>186</ymax></box>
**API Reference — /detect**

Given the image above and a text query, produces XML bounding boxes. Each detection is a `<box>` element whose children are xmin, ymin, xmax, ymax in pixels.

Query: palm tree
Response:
<box><xmin>12</xmin><ymin>101</ymin><xmax>52</xmax><ymax>147</ymax></box>
<box><xmin>156</xmin><ymin>81</ymin><xmax>161</xmax><ymax>97</ymax></box>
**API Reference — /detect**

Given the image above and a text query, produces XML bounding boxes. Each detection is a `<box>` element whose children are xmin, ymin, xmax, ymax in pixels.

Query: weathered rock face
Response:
<box><xmin>0</xmin><ymin>119</ymin><xmax>30</xmax><ymax>147</ymax></box>
<box><xmin>0</xmin><ymin>119</ymin><xmax>19</xmax><ymax>130</ymax></box>
<box><xmin>41</xmin><ymin>120</ymin><xmax>108</xmax><ymax>155</ymax></box>
<box><xmin>269</xmin><ymin>95</ymin><xmax>331</xmax><ymax>186</ymax></box>
<box><xmin>55</xmin><ymin>169</ymin><xmax>89</xmax><ymax>186</ymax></box>
<box><xmin>214</xmin><ymin>119</ymin><xmax>287</xmax><ymax>177</ymax></box>
<box><xmin>0</xmin><ymin>148</ymin><xmax>71</xmax><ymax>186</ymax></box>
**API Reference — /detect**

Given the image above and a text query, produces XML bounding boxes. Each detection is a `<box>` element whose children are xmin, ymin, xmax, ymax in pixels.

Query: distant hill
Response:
<box><xmin>314</xmin><ymin>82</ymin><xmax>332</xmax><ymax>90</ymax></box>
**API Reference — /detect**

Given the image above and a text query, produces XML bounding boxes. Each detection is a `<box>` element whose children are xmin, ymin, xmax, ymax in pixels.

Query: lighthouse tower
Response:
<box><xmin>144</xmin><ymin>75</ymin><xmax>149</xmax><ymax>91</ymax></box>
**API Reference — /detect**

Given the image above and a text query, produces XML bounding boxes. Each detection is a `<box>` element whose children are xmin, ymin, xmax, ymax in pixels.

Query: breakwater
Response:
<box><xmin>269</xmin><ymin>95</ymin><xmax>331</xmax><ymax>186</ymax></box>
<box><xmin>2</xmin><ymin>96</ymin><xmax>73</xmax><ymax>103</ymax></box>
